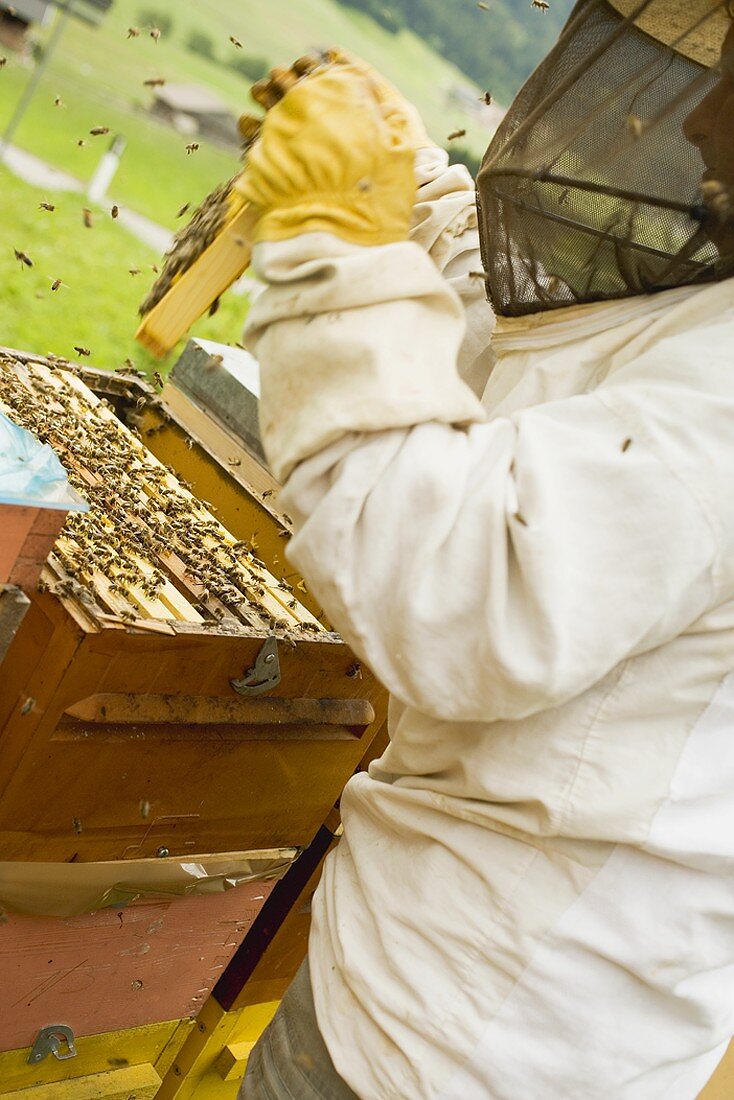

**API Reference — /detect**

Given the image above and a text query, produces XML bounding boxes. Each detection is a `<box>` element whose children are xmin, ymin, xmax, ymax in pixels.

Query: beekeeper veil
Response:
<box><xmin>477</xmin><ymin>0</ymin><xmax>734</xmax><ymax>316</ymax></box>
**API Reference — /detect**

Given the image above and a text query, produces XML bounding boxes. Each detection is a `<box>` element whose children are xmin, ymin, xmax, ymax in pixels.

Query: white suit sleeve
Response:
<box><xmin>410</xmin><ymin>147</ymin><xmax>496</xmax><ymax>397</ymax></box>
<box><xmin>279</xmin><ymin>391</ymin><xmax>717</xmax><ymax>723</ymax></box>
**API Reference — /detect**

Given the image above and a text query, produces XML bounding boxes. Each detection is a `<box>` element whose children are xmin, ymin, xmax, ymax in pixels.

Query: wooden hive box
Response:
<box><xmin>0</xmin><ymin>348</ymin><xmax>386</xmax><ymax>865</ymax></box>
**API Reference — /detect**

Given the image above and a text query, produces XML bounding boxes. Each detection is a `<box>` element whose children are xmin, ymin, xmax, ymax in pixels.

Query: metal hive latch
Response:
<box><xmin>230</xmin><ymin>636</ymin><xmax>281</xmax><ymax>696</ymax></box>
<box><xmin>28</xmin><ymin>1025</ymin><xmax>77</xmax><ymax>1065</ymax></box>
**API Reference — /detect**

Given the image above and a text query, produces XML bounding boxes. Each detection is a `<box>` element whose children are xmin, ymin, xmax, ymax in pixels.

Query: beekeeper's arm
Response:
<box><xmin>239</xmin><ymin>61</ymin><xmax>717</xmax><ymax>723</ymax></box>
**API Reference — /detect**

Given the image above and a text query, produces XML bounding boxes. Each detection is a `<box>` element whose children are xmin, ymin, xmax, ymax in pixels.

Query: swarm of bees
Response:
<box><xmin>0</xmin><ymin>354</ymin><xmax>321</xmax><ymax>636</ymax></box>
<box><xmin>137</xmin><ymin>53</ymin><xmax>323</xmax><ymax>321</ymax></box>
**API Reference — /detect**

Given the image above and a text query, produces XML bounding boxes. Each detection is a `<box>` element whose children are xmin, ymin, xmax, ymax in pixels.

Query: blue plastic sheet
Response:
<box><xmin>0</xmin><ymin>410</ymin><xmax>88</xmax><ymax>511</ymax></box>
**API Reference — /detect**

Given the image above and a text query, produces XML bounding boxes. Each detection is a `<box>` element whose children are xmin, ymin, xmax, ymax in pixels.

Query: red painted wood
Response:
<box><xmin>0</xmin><ymin>881</ymin><xmax>274</xmax><ymax>1051</ymax></box>
<box><xmin>0</xmin><ymin>504</ymin><xmax>67</xmax><ymax>590</ymax></box>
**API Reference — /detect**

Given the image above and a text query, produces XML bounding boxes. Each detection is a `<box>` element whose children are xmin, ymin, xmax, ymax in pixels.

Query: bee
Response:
<box><xmin>14</xmin><ymin>248</ymin><xmax>32</xmax><ymax>268</ymax></box>
<box><xmin>151</xmin><ymin>263</ymin><xmax>159</xmax><ymax>273</ymax></box>
<box><xmin>73</xmin><ymin>346</ymin><xmax>91</xmax><ymax>357</ymax></box>
<box><xmin>208</xmin><ymin>296</ymin><xmax>220</xmax><ymax>316</ymax></box>
<box><xmin>0</xmin><ymin>57</ymin><xmax>6</xmax><ymax>68</ymax></box>
<box><xmin>149</xmin><ymin>26</ymin><xmax>161</xmax><ymax>43</ymax></box>
<box><xmin>111</xmin><ymin>204</ymin><xmax>119</xmax><ymax>218</ymax></box>
<box><xmin>143</xmin><ymin>77</ymin><xmax>166</xmax><ymax>87</ymax></box>
<box><xmin>176</xmin><ymin>202</ymin><xmax>190</xmax><ymax>218</ymax></box>
<box><xmin>480</xmin><ymin>91</ymin><xmax>493</xmax><ymax>106</ymax></box>
<box><xmin>129</xmin><ymin>266</ymin><xmax>141</xmax><ymax>276</ymax></box>
<box><xmin>72</xmin><ymin>817</ymin><xmax>83</xmax><ymax>835</ymax></box>
<box><xmin>89</xmin><ymin>126</ymin><xmax>110</xmax><ymax>136</ymax></box>
<box><xmin>77</xmin><ymin>139</ymin><xmax>86</xmax><ymax>147</ymax></box>
<box><xmin>185</xmin><ymin>142</ymin><xmax>200</xmax><ymax>155</ymax></box>
<box><xmin>54</xmin><ymin>95</ymin><xmax>63</xmax><ymax>107</ymax></box>
<box><xmin>477</xmin><ymin>1</ymin><xmax>490</xmax><ymax>8</ymax></box>
<box><xmin>447</xmin><ymin>128</ymin><xmax>467</xmax><ymax>141</ymax></box>
<box><xmin>153</xmin><ymin>371</ymin><xmax>164</xmax><ymax>389</ymax></box>
<box><xmin>127</xmin><ymin>26</ymin><xmax>140</xmax><ymax>38</ymax></box>
<box><xmin>621</xmin><ymin>438</ymin><xmax>633</xmax><ymax>453</ymax></box>
<box><xmin>120</xmin><ymin>610</ymin><xmax>137</xmax><ymax>622</ymax></box>
<box><xmin>82</xmin><ymin>207</ymin><xmax>93</xmax><ymax>228</ymax></box>
<box><xmin>531</xmin><ymin>0</ymin><xmax>550</xmax><ymax>9</ymax></box>
<box><xmin>38</xmin><ymin>200</ymin><xmax>55</xmax><ymax>212</ymax></box>
<box><xmin>346</xmin><ymin>662</ymin><xmax>362</xmax><ymax>679</ymax></box>
<box><xmin>51</xmin><ymin>278</ymin><xmax>64</xmax><ymax>291</ymax></box>
<box><xmin>230</xmin><ymin>35</ymin><xmax>243</xmax><ymax>48</ymax></box>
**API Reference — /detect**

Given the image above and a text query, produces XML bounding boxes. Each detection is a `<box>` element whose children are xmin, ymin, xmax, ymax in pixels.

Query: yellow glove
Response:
<box><xmin>233</xmin><ymin>57</ymin><xmax>425</xmax><ymax>248</ymax></box>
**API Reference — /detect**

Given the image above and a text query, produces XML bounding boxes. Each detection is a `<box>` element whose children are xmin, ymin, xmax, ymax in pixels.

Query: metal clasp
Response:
<box><xmin>28</xmin><ymin>1025</ymin><xmax>77</xmax><ymax>1065</ymax></box>
<box><xmin>230</xmin><ymin>636</ymin><xmax>281</xmax><ymax>696</ymax></box>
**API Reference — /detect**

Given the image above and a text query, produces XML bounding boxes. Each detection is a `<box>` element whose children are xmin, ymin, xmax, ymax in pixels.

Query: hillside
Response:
<box><xmin>336</xmin><ymin>0</ymin><xmax>575</xmax><ymax>106</ymax></box>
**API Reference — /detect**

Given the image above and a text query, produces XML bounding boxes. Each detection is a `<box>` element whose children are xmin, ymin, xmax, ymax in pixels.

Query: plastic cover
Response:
<box><xmin>0</xmin><ymin>409</ymin><xmax>88</xmax><ymax>511</ymax></box>
<box><xmin>0</xmin><ymin>848</ymin><xmax>298</xmax><ymax>918</ymax></box>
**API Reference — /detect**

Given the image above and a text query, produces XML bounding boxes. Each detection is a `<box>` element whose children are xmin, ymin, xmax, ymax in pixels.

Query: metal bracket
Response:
<box><xmin>230</xmin><ymin>636</ymin><xmax>281</xmax><ymax>696</ymax></box>
<box><xmin>28</xmin><ymin>1025</ymin><xmax>77</xmax><ymax>1065</ymax></box>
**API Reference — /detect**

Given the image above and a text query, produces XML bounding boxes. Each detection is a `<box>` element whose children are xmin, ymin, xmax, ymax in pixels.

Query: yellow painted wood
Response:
<box><xmin>1</xmin><ymin>1062</ymin><xmax>160</xmax><ymax>1099</ymax></box>
<box><xmin>156</xmin><ymin>1000</ymin><xmax>279</xmax><ymax>1099</ymax></box>
<box><xmin>698</xmin><ymin>1040</ymin><xmax>734</xmax><ymax>1098</ymax></box>
<box><xmin>214</xmin><ymin>1041</ymin><xmax>257</xmax><ymax>1082</ymax></box>
<box><xmin>0</xmin><ymin>1020</ymin><xmax>183</xmax><ymax>1093</ymax></box>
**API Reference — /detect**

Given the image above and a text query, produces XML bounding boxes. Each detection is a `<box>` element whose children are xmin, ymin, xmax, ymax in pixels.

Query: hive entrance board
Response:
<box><xmin>0</xmin><ymin>351</ymin><xmax>319</xmax><ymax>636</ymax></box>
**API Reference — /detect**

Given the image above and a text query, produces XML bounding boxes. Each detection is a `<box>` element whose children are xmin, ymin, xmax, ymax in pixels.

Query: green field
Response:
<box><xmin>0</xmin><ymin>0</ymin><xmax>492</xmax><ymax>228</ymax></box>
<box><xmin>0</xmin><ymin>0</ymin><xmax>499</xmax><ymax>372</ymax></box>
<box><xmin>0</xmin><ymin>166</ymin><xmax>248</xmax><ymax>373</ymax></box>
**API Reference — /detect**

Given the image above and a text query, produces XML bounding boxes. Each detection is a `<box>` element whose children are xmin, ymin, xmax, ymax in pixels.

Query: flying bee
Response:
<box><xmin>477</xmin><ymin>1</ymin><xmax>489</xmax><ymax>8</ymax></box>
<box><xmin>531</xmin><ymin>0</ymin><xmax>550</xmax><ymax>9</ymax></box>
<box><xmin>129</xmin><ymin>266</ymin><xmax>141</xmax><ymax>276</ymax></box>
<box><xmin>447</xmin><ymin>128</ymin><xmax>466</xmax><ymax>141</ymax></box>
<box><xmin>143</xmin><ymin>77</ymin><xmax>166</xmax><ymax>87</ymax></box>
<box><xmin>38</xmin><ymin>200</ymin><xmax>55</xmax><ymax>212</ymax></box>
<box><xmin>153</xmin><ymin>371</ymin><xmax>164</xmax><ymax>389</ymax></box>
<box><xmin>89</xmin><ymin>126</ymin><xmax>110</xmax><ymax>136</ymax></box>
<box><xmin>480</xmin><ymin>91</ymin><xmax>493</xmax><ymax>106</ymax></box>
<box><xmin>73</xmin><ymin>346</ymin><xmax>91</xmax><ymax>357</ymax></box>
<box><xmin>127</xmin><ymin>26</ymin><xmax>140</xmax><ymax>38</ymax></box>
<box><xmin>176</xmin><ymin>202</ymin><xmax>190</xmax><ymax>218</ymax></box>
<box><xmin>149</xmin><ymin>26</ymin><xmax>161</xmax><ymax>43</ymax></box>
<box><xmin>111</xmin><ymin>204</ymin><xmax>119</xmax><ymax>218</ymax></box>
<box><xmin>77</xmin><ymin>139</ymin><xmax>86</xmax><ymax>148</ymax></box>
<box><xmin>82</xmin><ymin>207</ymin><xmax>94</xmax><ymax>228</ymax></box>
<box><xmin>14</xmin><ymin>248</ymin><xmax>32</xmax><ymax>268</ymax></box>
<box><xmin>185</xmin><ymin>142</ymin><xmax>200</xmax><ymax>154</ymax></box>
<box><xmin>230</xmin><ymin>35</ymin><xmax>243</xmax><ymax>48</ymax></box>
<box><xmin>0</xmin><ymin>57</ymin><xmax>6</xmax><ymax>67</ymax></box>
<box><xmin>54</xmin><ymin>94</ymin><xmax>63</xmax><ymax>107</ymax></box>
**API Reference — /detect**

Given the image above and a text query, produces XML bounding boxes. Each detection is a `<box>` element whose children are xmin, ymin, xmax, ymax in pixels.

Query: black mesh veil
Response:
<box><xmin>477</xmin><ymin>0</ymin><xmax>734</xmax><ymax>316</ymax></box>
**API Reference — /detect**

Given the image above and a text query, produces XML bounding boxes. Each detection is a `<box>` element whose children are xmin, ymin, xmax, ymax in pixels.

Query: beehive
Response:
<box><xmin>0</xmin><ymin>348</ymin><xmax>386</xmax><ymax>866</ymax></box>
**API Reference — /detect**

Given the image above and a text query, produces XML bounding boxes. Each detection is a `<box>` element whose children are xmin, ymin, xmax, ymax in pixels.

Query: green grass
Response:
<box><xmin>0</xmin><ymin>166</ymin><xmax>249</xmax><ymax>373</ymax></box>
<box><xmin>0</xmin><ymin>0</ymin><xmax>496</xmax><ymax>375</ymax></box>
<box><xmin>0</xmin><ymin>0</ymin><xmax>492</xmax><ymax>229</ymax></box>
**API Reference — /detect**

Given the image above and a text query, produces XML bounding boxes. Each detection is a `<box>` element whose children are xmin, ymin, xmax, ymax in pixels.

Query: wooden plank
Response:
<box><xmin>0</xmin><ymin>885</ymin><xmax>274</xmax><ymax>1051</ymax></box>
<box><xmin>64</xmin><ymin>694</ymin><xmax>375</xmax><ymax>728</ymax></box>
<box><xmin>2</xmin><ymin>1063</ymin><xmax>161</xmax><ymax>1099</ymax></box>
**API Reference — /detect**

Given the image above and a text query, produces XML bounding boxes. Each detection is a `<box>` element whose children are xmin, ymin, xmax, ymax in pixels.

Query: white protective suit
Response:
<box><xmin>245</xmin><ymin>147</ymin><xmax>734</xmax><ymax>1100</ymax></box>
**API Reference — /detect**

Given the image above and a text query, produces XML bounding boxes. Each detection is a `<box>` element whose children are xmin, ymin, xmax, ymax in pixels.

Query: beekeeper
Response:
<box><xmin>239</xmin><ymin>1</ymin><xmax>734</xmax><ymax>1096</ymax></box>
